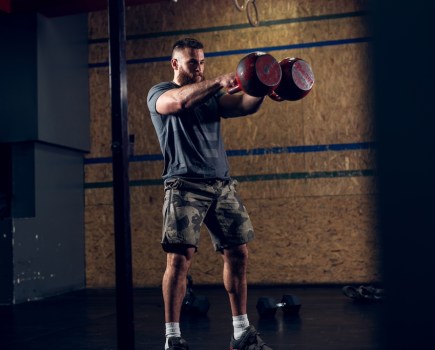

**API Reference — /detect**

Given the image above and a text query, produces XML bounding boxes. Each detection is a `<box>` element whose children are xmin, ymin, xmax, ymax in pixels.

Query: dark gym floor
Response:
<box><xmin>0</xmin><ymin>285</ymin><xmax>383</xmax><ymax>350</ymax></box>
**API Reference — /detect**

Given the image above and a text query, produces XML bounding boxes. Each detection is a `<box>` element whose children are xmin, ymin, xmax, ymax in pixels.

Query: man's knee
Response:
<box><xmin>223</xmin><ymin>244</ymin><xmax>249</xmax><ymax>265</ymax></box>
<box><xmin>166</xmin><ymin>247</ymin><xmax>195</xmax><ymax>273</ymax></box>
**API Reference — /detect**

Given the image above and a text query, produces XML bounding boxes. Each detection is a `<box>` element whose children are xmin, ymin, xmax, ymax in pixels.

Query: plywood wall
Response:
<box><xmin>85</xmin><ymin>0</ymin><xmax>379</xmax><ymax>287</ymax></box>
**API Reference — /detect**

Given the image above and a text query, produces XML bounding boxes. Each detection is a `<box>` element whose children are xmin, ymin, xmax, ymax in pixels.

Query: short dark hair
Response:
<box><xmin>172</xmin><ymin>38</ymin><xmax>204</xmax><ymax>56</ymax></box>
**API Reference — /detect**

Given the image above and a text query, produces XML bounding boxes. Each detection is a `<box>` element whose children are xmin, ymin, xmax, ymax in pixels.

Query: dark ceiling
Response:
<box><xmin>0</xmin><ymin>0</ymin><xmax>165</xmax><ymax>17</ymax></box>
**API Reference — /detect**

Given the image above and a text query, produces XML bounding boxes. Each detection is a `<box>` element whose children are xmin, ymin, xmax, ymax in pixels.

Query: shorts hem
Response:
<box><xmin>215</xmin><ymin>239</ymin><xmax>253</xmax><ymax>253</ymax></box>
<box><xmin>161</xmin><ymin>243</ymin><xmax>198</xmax><ymax>253</ymax></box>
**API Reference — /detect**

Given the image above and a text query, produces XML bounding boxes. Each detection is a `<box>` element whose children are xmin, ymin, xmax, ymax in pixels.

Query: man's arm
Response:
<box><xmin>156</xmin><ymin>73</ymin><xmax>235</xmax><ymax>115</ymax></box>
<box><xmin>218</xmin><ymin>93</ymin><xmax>265</xmax><ymax>118</ymax></box>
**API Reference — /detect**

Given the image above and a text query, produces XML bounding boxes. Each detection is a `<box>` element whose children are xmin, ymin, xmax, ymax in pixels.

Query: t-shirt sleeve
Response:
<box><xmin>147</xmin><ymin>82</ymin><xmax>175</xmax><ymax>115</ymax></box>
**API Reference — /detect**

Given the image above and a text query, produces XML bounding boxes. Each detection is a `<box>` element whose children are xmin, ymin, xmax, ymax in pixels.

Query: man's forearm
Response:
<box><xmin>240</xmin><ymin>94</ymin><xmax>264</xmax><ymax>114</ymax></box>
<box><xmin>156</xmin><ymin>72</ymin><xmax>235</xmax><ymax>115</ymax></box>
<box><xmin>219</xmin><ymin>93</ymin><xmax>265</xmax><ymax>118</ymax></box>
<box><xmin>176</xmin><ymin>79</ymin><xmax>223</xmax><ymax>109</ymax></box>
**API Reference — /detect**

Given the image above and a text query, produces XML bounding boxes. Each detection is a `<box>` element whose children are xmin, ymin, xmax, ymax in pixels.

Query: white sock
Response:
<box><xmin>232</xmin><ymin>314</ymin><xmax>250</xmax><ymax>340</ymax></box>
<box><xmin>165</xmin><ymin>322</ymin><xmax>181</xmax><ymax>349</ymax></box>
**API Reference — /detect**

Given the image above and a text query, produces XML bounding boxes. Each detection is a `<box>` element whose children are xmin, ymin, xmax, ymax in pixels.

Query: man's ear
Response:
<box><xmin>171</xmin><ymin>58</ymin><xmax>178</xmax><ymax>70</ymax></box>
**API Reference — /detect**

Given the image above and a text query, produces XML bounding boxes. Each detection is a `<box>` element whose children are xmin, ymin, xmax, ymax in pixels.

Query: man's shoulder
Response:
<box><xmin>147</xmin><ymin>81</ymin><xmax>178</xmax><ymax>111</ymax></box>
<box><xmin>149</xmin><ymin>81</ymin><xmax>178</xmax><ymax>93</ymax></box>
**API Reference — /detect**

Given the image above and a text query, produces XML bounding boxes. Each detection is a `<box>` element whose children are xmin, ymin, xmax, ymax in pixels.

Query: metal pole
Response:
<box><xmin>108</xmin><ymin>0</ymin><xmax>135</xmax><ymax>349</ymax></box>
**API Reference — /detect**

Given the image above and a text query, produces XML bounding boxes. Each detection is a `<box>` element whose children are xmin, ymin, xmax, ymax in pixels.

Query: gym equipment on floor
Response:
<box><xmin>181</xmin><ymin>275</ymin><xmax>210</xmax><ymax>316</ymax></box>
<box><xmin>256</xmin><ymin>295</ymin><xmax>301</xmax><ymax>318</ymax></box>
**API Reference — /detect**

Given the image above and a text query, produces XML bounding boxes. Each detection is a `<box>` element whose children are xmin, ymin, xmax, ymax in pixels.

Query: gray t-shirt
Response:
<box><xmin>147</xmin><ymin>81</ymin><xmax>230</xmax><ymax>180</ymax></box>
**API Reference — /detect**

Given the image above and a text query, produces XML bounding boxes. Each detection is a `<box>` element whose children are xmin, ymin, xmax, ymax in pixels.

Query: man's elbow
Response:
<box><xmin>157</xmin><ymin>99</ymin><xmax>185</xmax><ymax>115</ymax></box>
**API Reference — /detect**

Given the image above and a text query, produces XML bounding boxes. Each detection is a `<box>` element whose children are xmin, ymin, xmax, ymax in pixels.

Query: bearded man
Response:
<box><xmin>147</xmin><ymin>37</ymin><xmax>272</xmax><ymax>350</ymax></box>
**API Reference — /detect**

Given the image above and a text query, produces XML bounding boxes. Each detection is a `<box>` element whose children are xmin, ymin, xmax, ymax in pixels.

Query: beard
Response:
<box><xmin>178</xmin><ymin>66</ymin><xmax>205</xmax><ymax>86</ymax></box>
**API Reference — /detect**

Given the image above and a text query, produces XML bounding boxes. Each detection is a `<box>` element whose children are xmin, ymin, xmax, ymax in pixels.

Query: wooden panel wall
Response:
<box><xmin>85</xmin><ymin>0</ymin><xmax>379</xmax><ymax>287</ymax></box>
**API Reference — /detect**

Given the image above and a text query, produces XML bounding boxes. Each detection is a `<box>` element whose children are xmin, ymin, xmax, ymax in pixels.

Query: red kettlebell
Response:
<box><xmin>228</xmin><ymin>51</ymin><xmax>282</xmax><ymax>97</ymax></box>
<box><xmin>269</xmin><ymin>57</ymin><xmax>315</xmax><ymax>101</ymax></box>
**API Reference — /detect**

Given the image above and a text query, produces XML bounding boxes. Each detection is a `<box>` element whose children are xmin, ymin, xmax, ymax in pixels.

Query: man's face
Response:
<box><xmin>173</xmin><ymin>48</ymin><xmax>205</xmax><ymax>85</ymax></box>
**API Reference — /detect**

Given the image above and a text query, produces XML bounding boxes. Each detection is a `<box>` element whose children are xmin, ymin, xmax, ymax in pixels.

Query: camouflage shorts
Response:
<box><xmin>161</xmin><ymin>178</ymin><xmax>255</xmax><ymax>252</ymax></box>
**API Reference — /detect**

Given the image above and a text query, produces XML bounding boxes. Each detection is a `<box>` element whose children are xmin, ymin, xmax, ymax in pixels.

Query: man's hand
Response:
<box><xmin>216</xmin><ymin>72</ymin><xmax>237</xmax><ymax>90</ymax></box>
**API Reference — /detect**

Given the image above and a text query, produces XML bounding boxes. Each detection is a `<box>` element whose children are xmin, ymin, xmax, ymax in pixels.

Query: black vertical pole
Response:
<box><xmin>108</xmin><ymin>0</ymin><xmax>135</xmax><ymax>349</ymax></box>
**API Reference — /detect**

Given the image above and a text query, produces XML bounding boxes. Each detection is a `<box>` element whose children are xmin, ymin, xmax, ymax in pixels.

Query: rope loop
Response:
<box><xmin>234</xmin><ymin>0</ymin><xmax>260</xmax><ymax>27</ymax></box>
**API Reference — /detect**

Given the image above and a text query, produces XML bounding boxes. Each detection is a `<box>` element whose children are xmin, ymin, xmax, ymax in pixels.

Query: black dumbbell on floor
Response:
<box><xmin>181</xmin><ymin>275</ymin><xmax>210</xmax><ymax>316</ymax></box>
<box><xmin>256</xmin><ymin>295</ymin><xmax>301</xmax><ymax>318</ymax></box>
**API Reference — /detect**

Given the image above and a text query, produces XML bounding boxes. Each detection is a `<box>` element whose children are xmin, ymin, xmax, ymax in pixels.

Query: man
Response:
<box><xmin>147</xmin><ymin>37</ymin><xmax>272</xmax><ymax>350</ymax></box>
